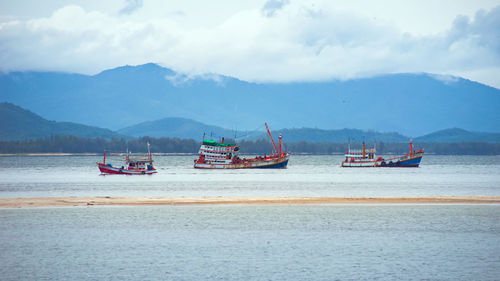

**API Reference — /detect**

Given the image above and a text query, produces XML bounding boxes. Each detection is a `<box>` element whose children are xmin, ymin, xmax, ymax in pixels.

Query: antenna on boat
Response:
<box><xmin>147</xmin><ymin>141</ymin><xmax>152</xmax><ymax>160</ymax></box>
<box><xmin>125</xmin><ymin>141</ymin><xmax>130</xmax><ymax>162</ymax></box>
<box><xmin>202</xmin><ymin>132</ymin><xmax>205</xmax><ymax>141</ymax></box>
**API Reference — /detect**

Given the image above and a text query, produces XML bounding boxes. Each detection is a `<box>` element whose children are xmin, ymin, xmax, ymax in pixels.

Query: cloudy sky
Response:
<box><xmin>1</xmin><ymin>0</ymin><xmax>499</xmax><ymax>88</ymax></box>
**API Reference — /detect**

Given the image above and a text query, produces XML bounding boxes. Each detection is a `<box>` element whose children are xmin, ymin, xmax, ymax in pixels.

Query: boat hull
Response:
<box><xmin>342</xmin><ymin>154</ymin><xmax>423</xmax><ymax>167</ymax></box>
<box><xmin>341</xmin><ymin>160</ymin><xmax>377</xmax><ymax>167</ymax></box>
<box><xmin>194</xmin><ymin>156</ymin><xmax>289</xmax><ymax>169</ymax></box>
<box><xmin>379</xmin><ymin>154</ymin><xmax>423</xmax><ymax>167</ymax></box>
<box><xmin>97</xmin><ymin>163</ymin><xmax>157</xmax><ymax>175</ymax></box>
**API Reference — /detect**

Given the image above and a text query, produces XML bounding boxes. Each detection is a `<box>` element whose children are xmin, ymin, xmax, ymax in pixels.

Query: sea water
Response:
<box><xmin>1</xmin><ymin>155</ymin><xmax>500</xmax><ymax>280</ymax></box>
<box><xmin>0</xmin><ymin>155</ymin><xmax>499</xmax><ymax>198</ymax></box>
<box><xmin>1</xmin><ymin>205</ymin><xmax>499</xmax><ymax>280</ymax></box>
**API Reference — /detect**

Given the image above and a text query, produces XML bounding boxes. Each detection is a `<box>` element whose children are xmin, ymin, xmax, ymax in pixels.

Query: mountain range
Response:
<box><xmin>118</xmin><ymin>118</ymin><xmax>409</xmax><ymax>143</ymax></box>
<box><xmin>414</xmin><ymin>128</ymin><xmax>500</xmax><ymax>143</ymax></box>
<box><xmin>0</xmin><ymin>103</ymin><xmax>122</xmax><ymax>141</ymax></box>
<box><xmin>117</xmin><ymin>117</ymin><xmax>234</xmax><ymax>140</ymax></box>
<box><xmin>1</xmin><ymin>102</ymin><xmax>499</xmax><ymax>143</ymax></box>
<box><xmin>1</xmin><ymin>63</ymin><xmax>499</xmax><ymax>137</ymax></box>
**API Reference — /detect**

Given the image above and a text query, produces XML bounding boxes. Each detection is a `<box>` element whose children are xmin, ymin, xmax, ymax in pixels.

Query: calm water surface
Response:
<box><xmin>1</xmin><ymin>155</ymin><xmax>500</xmax><ymax>280</ymax></box>
<box><xmin>1</xmin><ymin>205</ymin><xmax>499</xmax><ymax>280</ymax></box>
<box><xmin>1</xmin><ymin>155</ymin><xmax>499</xmax><ymax>197</ymax></box>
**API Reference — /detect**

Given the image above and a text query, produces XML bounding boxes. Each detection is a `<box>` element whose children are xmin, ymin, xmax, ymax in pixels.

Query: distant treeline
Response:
<box><xmin>282</xmin><ymin>141</ymin><xmax>500</xmax><ymax>155</ymax></box>
<box><xmin>0</xmin><ymin>135</ymin><xmax>499</xmax><ymax>155</ymax></box>
<box><xmin>0</xmin><ymin>135</ymin><xmax>198</xmax><ymax>154</ymax></box>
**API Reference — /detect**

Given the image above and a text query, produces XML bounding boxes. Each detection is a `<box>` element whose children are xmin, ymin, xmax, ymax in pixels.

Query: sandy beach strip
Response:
<box><xmin>0</xmin><ymin>196</ymin><xmax>499</xmax><ymax>208</ymax></box>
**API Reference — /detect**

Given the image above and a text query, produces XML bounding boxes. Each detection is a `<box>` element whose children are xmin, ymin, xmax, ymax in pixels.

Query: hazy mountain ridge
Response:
<box><xmin>118</xmin><ymin>118</ymin><xmax>410</xmax><ymax>143</ymax></box>
<box><xmin>1</xmin><ymin>63</ymin><xmax>499</xmax><ymax>136</ymax></box>
<box><xmin>265</xmin><ymin>128</ymin><xmax>408</xmax><ymax>143</ymax></box>
<box><xmin>415</xmin><ymin>128</ymin><xmax>500</xmax><ymax>143</ymax></box>
<box><xmin>119</xmin><ymin>117</ymin><xmax>500</xmax><ymax>143</ymax></box>
<box><xmin>118</xmin><ymin>117</ymin><xmax>234</xmax><ymax>140</ymax></box>
<box><xmin>0</xmin><ymin>102</ymin><xmax>124</xmax><ymax>141</ymax></box>
<box><xmin>1</xmin><ymin>102</ymin><xmax>500</xmax><ymax>143</ymax></box>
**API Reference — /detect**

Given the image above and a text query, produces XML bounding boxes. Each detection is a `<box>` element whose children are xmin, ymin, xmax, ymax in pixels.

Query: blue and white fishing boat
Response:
<box><xmin>342</xmin><ymin>139</ymin><xmax>423</xmax><ymax>167</ymax></box>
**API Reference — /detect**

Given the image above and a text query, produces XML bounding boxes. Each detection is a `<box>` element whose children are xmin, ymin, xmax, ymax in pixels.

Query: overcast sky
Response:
<box><xmin>1</xmin><ymin>0</ymin><xmax>499</xmax><ymax>88</ymax></box>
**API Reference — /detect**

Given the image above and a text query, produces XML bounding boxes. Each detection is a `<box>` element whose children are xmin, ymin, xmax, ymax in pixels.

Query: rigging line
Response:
<box><xmin>234</xmin><ymin>124</ymin><xmax>267</xmax><ymax>139</ymax></box>
<box><xmin>206</xmin><ymin>124</ymin><xmax>267</xmax><ymax>141</ymax></box>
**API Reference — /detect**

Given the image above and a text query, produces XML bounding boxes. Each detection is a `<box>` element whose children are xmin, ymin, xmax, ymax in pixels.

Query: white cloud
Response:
<box><xmin>429</xmin><ymin>74</ymin><xmax>460</xmax><ymax>85</ymax></box>
<box><xmin>261</xmin><ymin>0</ymin><xmax>289</xmax><ymax>17</ymax></box>
<box><xmin>0</xmin><ymin>1</ymin><xmax>499</xmax><ymax>88</ymax></box>
<box><xmin>165</xmin><ymin>72</ymin><xmax>227</xmax><ymax>87</ymax></box>
<box><xmin>119</xmin><ymin>0</ymin><xmax>143</xmax><ymax>15</ymax></box>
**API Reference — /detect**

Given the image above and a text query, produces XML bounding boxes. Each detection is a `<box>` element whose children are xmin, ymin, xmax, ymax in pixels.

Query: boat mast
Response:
<box><xmin>147</xmin><ymin>142</ymin><xmax>152</xmax><ymax>161</ymax></box>
<box><xmin>362</xmin><ymin>141</ymin><xmax>366</xmax><ymax>158</ymax></box>
<box><xmin>126</xmin><ymin>141</ymin><xmax>129</xmax><ymax>162</ymax></box>
<box><xmin>410</xmin><ymin>138</ymin><xmax>413</xmax><ymax>155</ymax></box>
<box><xmin>103</xmin><ymin>150</ymin><xmax>106</xmax><ymax>165</ymax></box>
<box><xmin>265</xmin><ymin>122</ymin><xmax>278</xmax><ymax>154</ymax></box>
<box><xmin>278</xmin><ymin>133</ymin><xmax>282</xmax><ymax>155</ymax></box>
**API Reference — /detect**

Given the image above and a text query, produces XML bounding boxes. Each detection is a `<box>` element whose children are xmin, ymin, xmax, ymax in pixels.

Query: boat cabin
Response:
<box><xmin>197</xmin><ymin>139</ymin><xmax>239</xmax><ymax>165</ymax></box>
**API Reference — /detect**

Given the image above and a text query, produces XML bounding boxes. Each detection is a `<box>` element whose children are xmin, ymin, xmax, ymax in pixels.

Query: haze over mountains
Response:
<box><xmin>117</xmin><ymin>117</ymin><xmax>235</xmax><ymax>140</ymax></box>
<box><xmin>0</xmin><ymin>103</ymin><xmax>122</xmax><ymax>141</ymax></box>
<box><xmin>1</xmin><ymin>102</ymin><xmax>500</xmax><ymax>144</ymax></box>
<box><xmin>1</xmin><ymin>63</ymin><xmax>499</xmax><ymax>137</ymax></box>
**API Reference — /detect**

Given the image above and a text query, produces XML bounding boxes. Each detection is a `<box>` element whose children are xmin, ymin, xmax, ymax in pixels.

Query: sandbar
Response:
<box><xmin>0</xmin><ymin>196</ymin><xmax>499</xmax><ymax>208</ymax></box>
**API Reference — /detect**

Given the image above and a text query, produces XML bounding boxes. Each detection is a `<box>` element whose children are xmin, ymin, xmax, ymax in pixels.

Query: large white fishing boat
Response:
<box><xmin>194</xmin><ymin>123</ymin><xmax>290</xmax><ymax>169</ymax></box>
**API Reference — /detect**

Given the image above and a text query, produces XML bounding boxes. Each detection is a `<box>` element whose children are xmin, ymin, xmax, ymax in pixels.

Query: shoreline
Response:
<box><xmin>1</xmin><ymin>196</ymin><xmax>499</xmax><ymax>208</ymax></box>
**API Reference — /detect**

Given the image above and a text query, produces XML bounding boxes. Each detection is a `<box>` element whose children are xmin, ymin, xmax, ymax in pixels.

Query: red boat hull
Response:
<box><xmin>97</xmin><ymin>163</ymin><xmax>157</xmax><ymax>175</ymax></box>
<box><xmin>194</xmin><ymin>155</ymin><xmax>289</xmax><ymax>169</ymax></box>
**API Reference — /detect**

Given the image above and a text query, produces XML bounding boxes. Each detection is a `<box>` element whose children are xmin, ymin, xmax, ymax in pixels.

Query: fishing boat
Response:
<box><xmin>341</xmin><ymin>139</ymin><xmax>423</xmax><ymax>167</ymax></box>
<box><xmin>341</xmin><ymin>141</ymin><xmax>379</xmax><ymax>167</ymax></box>
<box><xmin>97</xmin><ymin>143</ymin><xmax>157</xmax><ymax>174</ymax></box>
<box><xmin>378</xmin><ymin>139</ymin><xmax>424</xmax><ymax>167</ymax></box>
<box><xmin>194</xmin><ymin>123</ymin><xmax>290</xmax><ymax>169</ymax></box>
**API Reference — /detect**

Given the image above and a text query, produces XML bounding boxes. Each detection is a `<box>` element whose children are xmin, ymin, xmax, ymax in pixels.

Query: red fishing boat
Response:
<box><xmin>194</xmin><ymin>123</ymin><xmax>290</xmax><ymax>169</ymax></box>
<box><xmin>97</xmin><ymin>143</ymin><xmax>157</xmax><ymax>174</ymax></box>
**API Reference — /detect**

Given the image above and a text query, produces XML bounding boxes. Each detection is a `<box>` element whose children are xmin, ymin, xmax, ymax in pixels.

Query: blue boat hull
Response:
<box><xmin>256</xmin><ymin>159</ymin><xmax>289</xmax><ymax>168</ymax></box>
<box><xmin>381</xmin><ymin>155</ymin><xmax>422</xmax><ymax>167</ymax></box>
